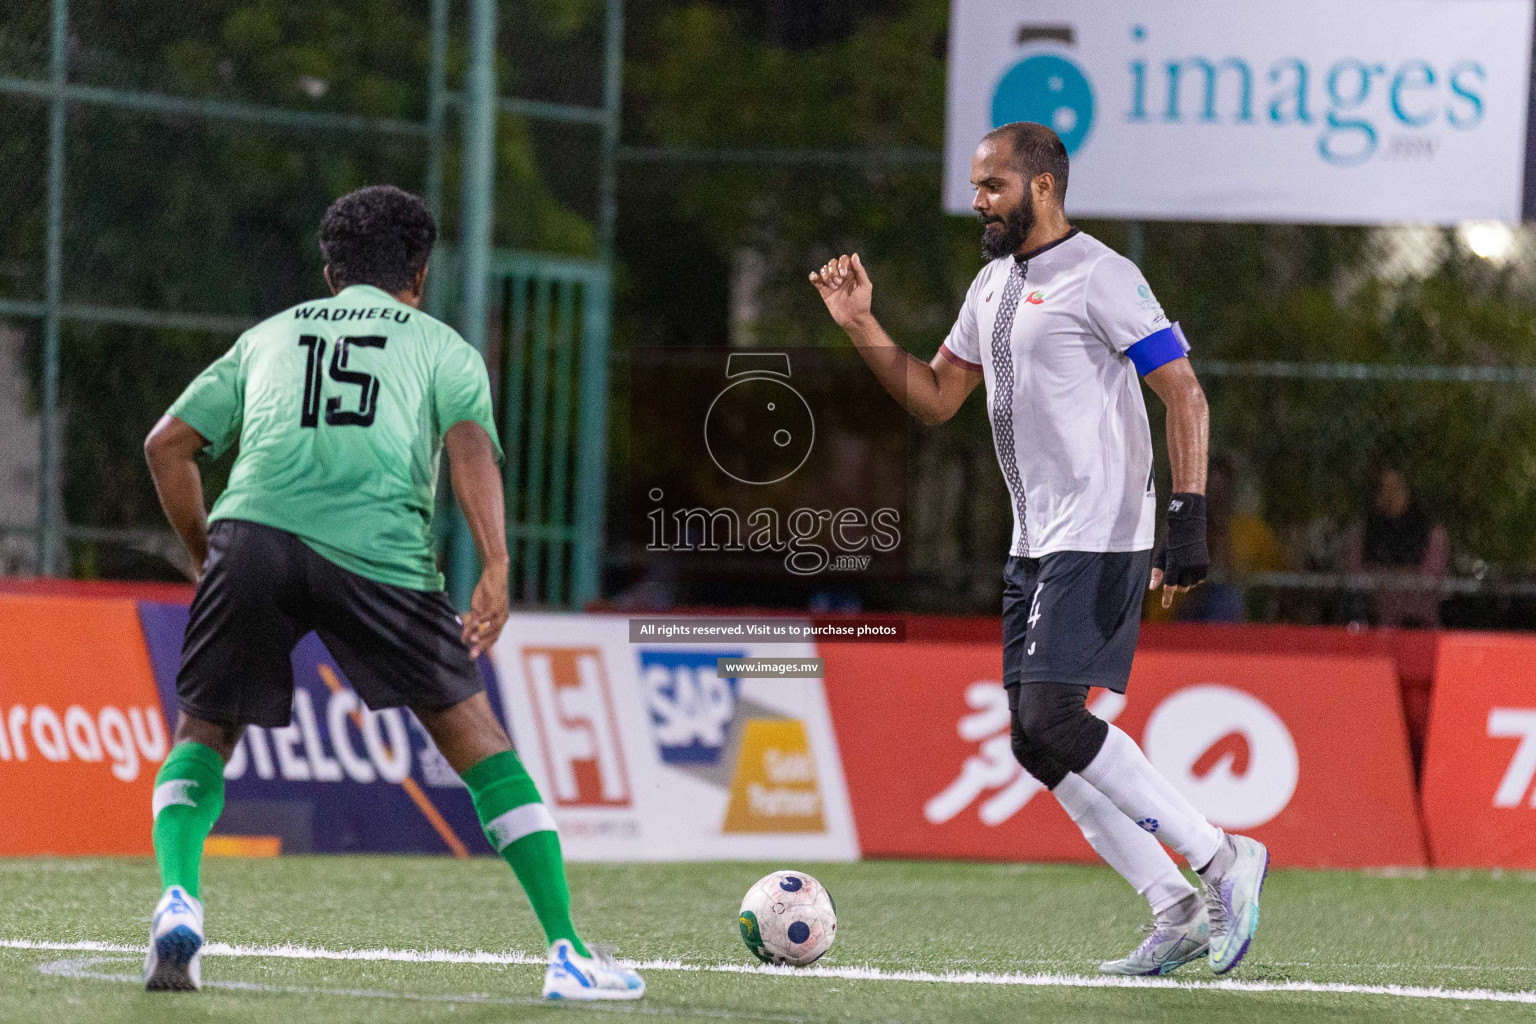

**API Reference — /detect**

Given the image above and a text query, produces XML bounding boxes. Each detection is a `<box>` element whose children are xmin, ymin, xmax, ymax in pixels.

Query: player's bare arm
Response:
<box><xmin>144</xmin><ymin>414</ymin><xmax>214</xmax><ymax>579</ymax></box>
<box><xmin>809</xmin><ymin>253</ymin><xmax>982</xmax><ymax>425</ymax></box>
<box><xmin>445</xmin><ymin>419</ymin><xmax>511</xmax><ymax>658</ymax></box>
<box><xmin>1143</xmin><ymin>357</ymin><xmax>1211</xmax><ymax>607</ymax></box>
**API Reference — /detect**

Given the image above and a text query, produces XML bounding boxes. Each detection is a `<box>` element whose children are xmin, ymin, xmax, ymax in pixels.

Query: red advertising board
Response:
<box><xmin>0</xmin><ymin>596</ymin><xmax>169</xmax><ymax>855</ymax></box>
<box><xmin>822</xmin><ymin>644</ymin><xmax>1426</xmax><ymax>868</ymax></box>
<box><xmin>1421</xmin><ymin>633</ymin><xmax>1536</xmax><ymax>868</ymax></box>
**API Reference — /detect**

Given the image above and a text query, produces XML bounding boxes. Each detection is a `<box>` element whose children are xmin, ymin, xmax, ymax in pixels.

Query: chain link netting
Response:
<box><xmin>0</xmin><ymin>0</ymin><xmax>611</xmax><ymax>582</ymax></box>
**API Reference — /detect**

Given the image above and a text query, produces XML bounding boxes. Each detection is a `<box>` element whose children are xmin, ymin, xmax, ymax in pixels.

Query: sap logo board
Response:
<box><xmin>639</xmin><ymin>650</ymin><xmax>742</xmax><ymax>764</ymax></box>
<box><xmin>523</xmin><ymin>647</ymin><xmax>632</xmax><ymax>808</ymax></box>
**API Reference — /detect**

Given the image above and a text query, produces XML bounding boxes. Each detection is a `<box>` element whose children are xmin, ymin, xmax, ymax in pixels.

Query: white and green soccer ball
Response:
<box><xmin>738</xmin><ymin>870</ymin><xmax>837</xmax><ymax>967</ymax></box>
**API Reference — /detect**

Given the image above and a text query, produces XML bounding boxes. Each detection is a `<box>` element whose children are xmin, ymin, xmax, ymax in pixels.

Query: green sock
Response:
<box><xmin>151</xmin><ymin>741</ymin><xmax>226</xmax><ymax>900</ymax></box>
<box><xmin>463</xmin><ymin>750</ymin><xmax>588</xmax><ymax>957</ymax></box>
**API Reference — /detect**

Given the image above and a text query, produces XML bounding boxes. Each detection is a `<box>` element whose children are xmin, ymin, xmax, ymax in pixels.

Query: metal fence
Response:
<box><xmin>0</xmin><ymin>0</ymin><xmax>622</xmax><ymax>607</ymax></box>
<box><xmin>601</xmin><ymin>144</ymin><xmax>1536</xmax><ymax>626</ymax></box>
<box><xmin>6</xmin><ymin>1</ymin><xmax>1536</xmax><ymax>628</ymax></box>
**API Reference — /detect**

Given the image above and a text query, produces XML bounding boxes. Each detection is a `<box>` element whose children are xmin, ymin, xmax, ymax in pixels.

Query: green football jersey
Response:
<box><xmin>168</xmin><ymin>283</ymin><xmax>503</xmax><ymax>591</ymax></box>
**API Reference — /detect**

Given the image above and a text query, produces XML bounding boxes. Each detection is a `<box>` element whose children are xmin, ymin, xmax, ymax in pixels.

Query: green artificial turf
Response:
<box><xmin>1</xmin><ymin>856</ymin><xmax>1533</xmax><ymax>1023</ymax></box>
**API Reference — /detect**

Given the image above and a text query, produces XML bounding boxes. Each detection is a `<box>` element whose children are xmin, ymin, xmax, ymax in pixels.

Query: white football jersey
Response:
<box><xmin>939</xmin><ymin>229</ymin><xmax>1188</xmax><ymax>558</ymax></box>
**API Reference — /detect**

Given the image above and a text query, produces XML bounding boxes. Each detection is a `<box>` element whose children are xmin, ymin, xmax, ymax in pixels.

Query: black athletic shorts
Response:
<box><xmin>1001</xmin><ymin>549</ymin><xmax>1152</xmax><ymax>694</ymax></box>
<box><xmin>177</xmin><ymin>519</ymin><xmax>485</xmax><ymax>728</ymax></box>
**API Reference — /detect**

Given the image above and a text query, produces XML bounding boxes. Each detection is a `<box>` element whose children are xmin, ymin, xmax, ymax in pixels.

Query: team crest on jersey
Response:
<box><xmin>1024</xmin><ymin>290</ymin><xmax>1045</xmax><ymax>305</ymax></box>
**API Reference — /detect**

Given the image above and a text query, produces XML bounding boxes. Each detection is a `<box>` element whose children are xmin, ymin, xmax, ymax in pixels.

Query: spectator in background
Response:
<box><xmin>1346</xmin><ymin>467</ymin><xmax>1448</xmax><ymax>628</ymax></box>
<box><xmin>1165</xmin><ymin>457</ymin><xmax>1288</xmax><ymax>623</ymax></box>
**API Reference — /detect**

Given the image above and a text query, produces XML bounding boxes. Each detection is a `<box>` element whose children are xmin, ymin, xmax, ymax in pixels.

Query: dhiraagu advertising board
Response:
<box><xmin>491</xmin><ymin>614</ymin><xmax>859</xmax><ymax>861</ymax></box>
<box><xmin>944</xmin><ymin>0</ymin><xmax>1535</xmax><ymax>223</ymax></box>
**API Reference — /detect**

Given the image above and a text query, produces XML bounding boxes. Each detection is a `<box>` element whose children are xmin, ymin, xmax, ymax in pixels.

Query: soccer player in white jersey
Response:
<box><xmin>810</xmin><ymin>121</ymin><xmax>1268</xmax><ymax>976</ymax></box>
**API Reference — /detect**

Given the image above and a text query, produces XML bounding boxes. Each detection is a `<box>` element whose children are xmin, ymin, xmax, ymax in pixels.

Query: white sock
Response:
<box><xmin>1078</xmin><ymin>725</ymin><xmax>1223</xmax><ymax>870</ymax></box>
<box><xmin>1053</xmin><ymin>773</ymin><xmax>1196</xmax><ymax>915</ymax></box>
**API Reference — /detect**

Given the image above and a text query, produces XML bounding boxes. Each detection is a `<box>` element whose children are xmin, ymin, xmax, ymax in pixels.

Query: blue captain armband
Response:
<box><xmin>1125</xmin><ymin>323</ymin><xmax>1189</xmax><ymax>376</ymax></box>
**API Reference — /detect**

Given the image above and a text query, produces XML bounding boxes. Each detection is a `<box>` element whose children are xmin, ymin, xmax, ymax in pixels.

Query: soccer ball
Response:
<box><xmin>738</xmin><ymin>870</ymin><xmax>837</xmax><ymax>966</ymax></box>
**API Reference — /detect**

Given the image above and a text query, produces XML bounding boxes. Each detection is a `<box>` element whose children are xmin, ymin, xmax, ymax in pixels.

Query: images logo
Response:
<box><xmin>524</xmin><ymin>646</ymin><xmax>632</xmax><ymax>808</ymax></box>
<box><xmin>1124</xmin><ymin>24</ymin><xmax>1487</xmax><ymax>167</ymax></box>
<box><xmin>705</xmin><ymin>353</ymin><xmax>815</xmax><ymax>487</ymax></box>
<box><xmin>639</xmin><ymin>649</ymin><xmax>742</xmax><ymax>765</ymax></box>
<box><xmin>643</xmin><ymin>350</ymin><xmax>903</xmax><ymax>576</ymax></box>
<box><xmin>986</xmin><ymin>21</ymin><xmax>1489</xmax><ymax>170</ymax></box>
<box><xmin>629</xmin><ymin>346</ymin><xmax>909</xmax><ymax>583</ymax></box>
<box><xmin>991</xmin><ymin>25</ymin><xmax>1095</xmax><ymax>155</ymax></box>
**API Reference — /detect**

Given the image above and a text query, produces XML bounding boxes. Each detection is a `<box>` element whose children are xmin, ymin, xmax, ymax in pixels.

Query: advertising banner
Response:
<box><xmin>139</xmin><ymin>601</ymin><xmax>500</xmax><ymax>856</ymax></box>
<box><xmin>944</xmin><ymin>0</ymin><xmax>1536</xmax><ymax>223</ymax></box>
<box><xmin>0</xmin><ymin>596</ymin><xmax>168</xmax><ymax>855</ymax></box>
<box><xmin>1421</xmin><ymin>634</ymin><xmax>1536</xmax><ymax>868</ymax></box>
<box><xmin>491</xmin><ymin>613</ymin><xmax>860</xmax><ymax>861</ymax></box>
<box><xmin>823</xmin><ymin>644</ymin><xmax>1426</xmax><ymax>868</ymax></box>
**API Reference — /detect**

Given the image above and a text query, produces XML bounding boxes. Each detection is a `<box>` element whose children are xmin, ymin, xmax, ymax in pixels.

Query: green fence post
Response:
<box><xmin>423</xmin><ymin>0</ymin><xmax>448</xmax><ymax>230</ymax></box>
<box><xmin>571</xmin><ymin>272</ymin><xmax>612</xmax><ymax>608</ymax></box>
<box><xmin>544</xmin><ymin>278</ymin><xmax>578</xmax><ymax>604</ymax></box>
<box><xmin>502</xmin><ymin>273</ymin><xmax>529</xmax><ymax>598</ymax></box>
<box><xmin>598</xmin><ymin>0</ymin><xmax>624</xmax><ymax>263</ymax></box>
<box><xmin>450</xmin><ymin>0</ymin><xmax>498</xmax><ymax>611</ymax></box>
<box><xmin>38</xmin><ymin>0</ymin><xmax>69</xmax><ymax>576</ymax></box>
<box><xmin>521</xmin><ymin>278</ymin><xmax>553</xmax><ymax>603</ymax></box>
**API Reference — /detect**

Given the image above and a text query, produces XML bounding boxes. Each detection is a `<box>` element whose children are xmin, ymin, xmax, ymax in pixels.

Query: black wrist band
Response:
<box><xmin>1168</xmin><ymin>492</ymin><xmax>1206</xmax><ymax>520</ymax></box>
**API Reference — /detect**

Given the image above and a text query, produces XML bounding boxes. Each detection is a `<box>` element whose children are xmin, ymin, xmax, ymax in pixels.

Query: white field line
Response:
<box><xmin>34</xmin><ymin>955</ymin><xmax>807</xmax><ymax>1023</ymax></box>
<box><xmin>4</xmin><ymin>938</ymin><xmax>1536</xmax><ymax>1005</ymax></box>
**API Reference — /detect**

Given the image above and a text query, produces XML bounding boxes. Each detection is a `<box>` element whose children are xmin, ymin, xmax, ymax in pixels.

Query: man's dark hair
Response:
<box><xmin>318</xmin><ymin>185</ymin><xmax>437</xmax><ymax>294</ymax></box>
<box><xmin>983</xmin><ymin>121</ymin><xmax>1070</xmax><ymax>201</ymax></box>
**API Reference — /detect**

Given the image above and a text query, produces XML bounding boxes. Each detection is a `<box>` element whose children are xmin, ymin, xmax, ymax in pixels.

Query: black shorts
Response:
<box><xmin>177</xmin><ymin>519</ymin><xmax>484</xmax><ymax>728</ymax></box>
<box><xmin>1002</xmin><ymin>549</ymin><xmax>1151</xmax><ymax>694</ymax></box>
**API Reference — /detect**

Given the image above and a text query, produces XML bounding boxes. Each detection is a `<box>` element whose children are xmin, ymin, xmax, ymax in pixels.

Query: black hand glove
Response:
<box><xmin>1155</xmin><ymin>492</ymin><xmax>1209</xmax><ymax>589</ymax></box>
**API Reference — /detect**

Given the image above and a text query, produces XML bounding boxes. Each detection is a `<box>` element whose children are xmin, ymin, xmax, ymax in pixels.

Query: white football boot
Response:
<box><xmin>144</xmin><ymin>885</ymin><xmax>204</xmax><ymax>991</ymax></box>
<box><xmin>542</xmin><ymin>939</ymin><xmax>646</xmax><ymax>1001</ymax></box>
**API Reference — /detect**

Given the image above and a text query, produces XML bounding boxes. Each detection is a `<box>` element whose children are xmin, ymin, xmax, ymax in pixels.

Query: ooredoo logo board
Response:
<box><xmin>0</xmin><ymin>596</ymin><xmax>169</xmax><ymax>855</ymax></box>
<box><xmin>1142</xmin><ymin>685</ymin><xmax>1299</xmax><ymax>830</ymax></box>
<box><xmin>1422</xmin><ymin>634</ymin><xmax>1536</xmax><ymax>868</ymax></box>
<box><xmin>823</xmin><ymin>644</ymin><xmax>1425</xmax><ymax>868</ymax></box>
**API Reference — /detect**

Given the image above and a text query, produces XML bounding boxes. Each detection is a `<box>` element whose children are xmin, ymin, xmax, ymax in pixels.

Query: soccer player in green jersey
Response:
<box><xmin>141</xmin><ymin>185</ymin><xmax>643</xmax><ymax>1001</ymax></box>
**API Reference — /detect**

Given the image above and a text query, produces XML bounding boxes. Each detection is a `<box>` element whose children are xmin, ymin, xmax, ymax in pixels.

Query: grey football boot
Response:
<box><xmin>1200</xmin><ymin>833</ymin><xmax>1270</xmax><ymax>974</ymax></box>
<box><xmin>1099</xmin><ymin>894</ymin><xmax>1210</xmax><ymax>976</ymax></box>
